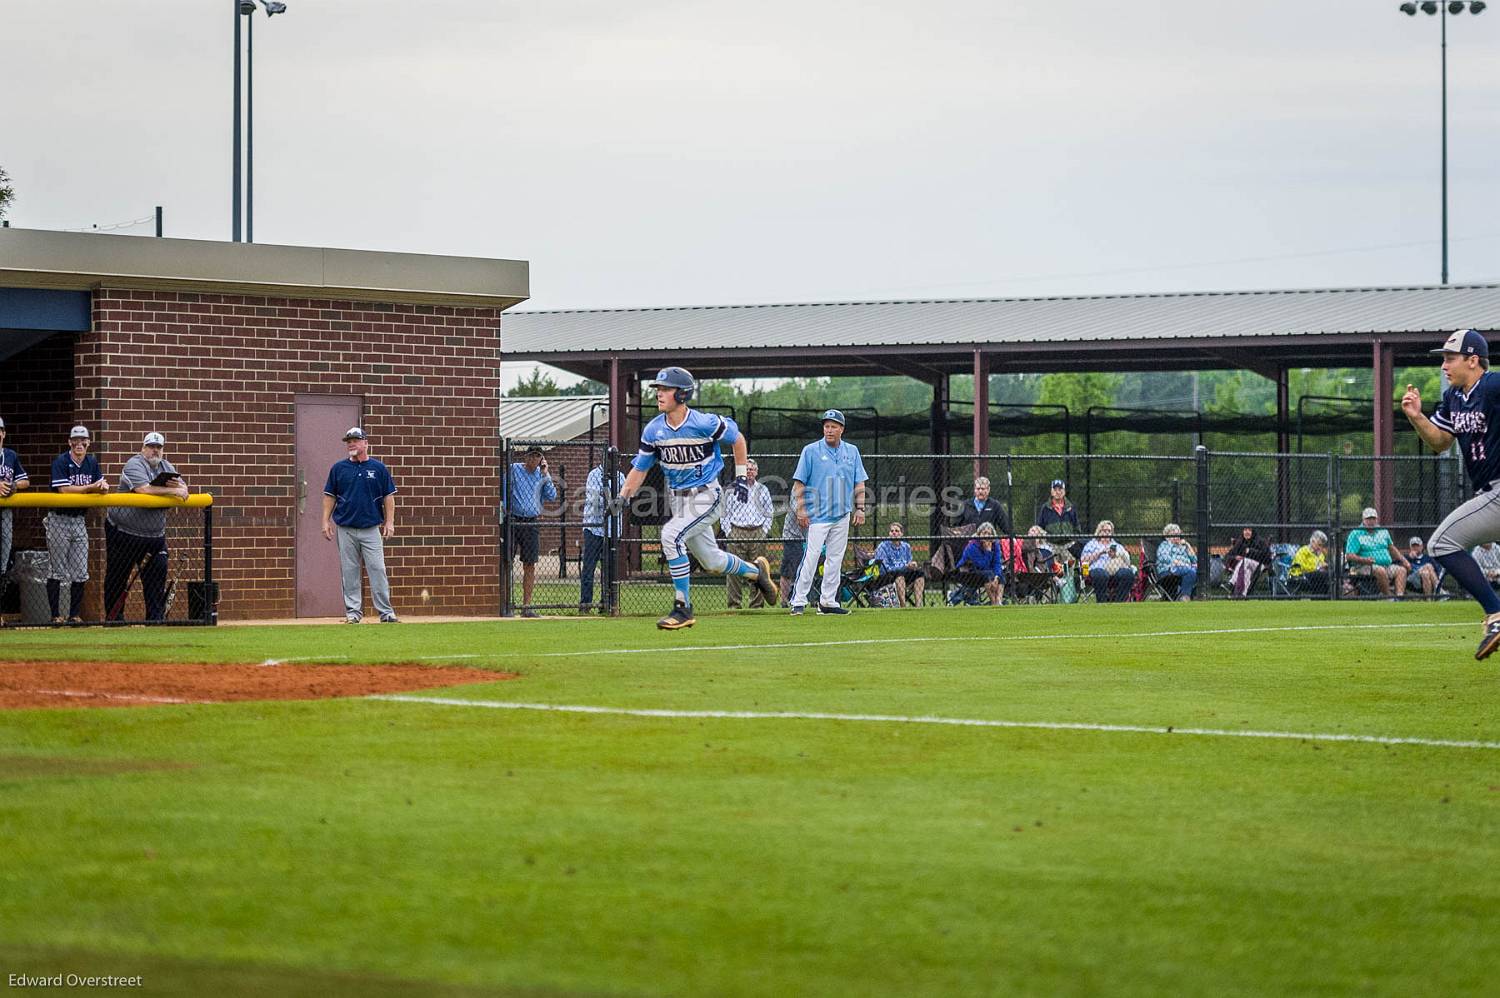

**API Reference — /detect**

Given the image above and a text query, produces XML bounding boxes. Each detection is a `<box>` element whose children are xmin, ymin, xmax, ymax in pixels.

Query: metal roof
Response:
<box><xmin>502</xmin><ymin>284</ymin><xmax>1500</xmax><ymax>379</ymax></box>
<box><xmin>498</xmin><ymin>395</ymin><xmax>607</xmax><ymax>442</ymax></box>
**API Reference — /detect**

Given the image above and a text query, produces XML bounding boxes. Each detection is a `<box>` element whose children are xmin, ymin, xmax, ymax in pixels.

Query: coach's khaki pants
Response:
<box><xmin>725</xmin><ymin>525</ymin><xmax>767</xmax><ymax>608</ymax></box>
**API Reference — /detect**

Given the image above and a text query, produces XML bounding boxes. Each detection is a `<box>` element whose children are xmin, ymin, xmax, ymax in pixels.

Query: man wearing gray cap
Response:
<box><xmin>322</xmin><ymin>427</ymin><xmax>399</xmax><ymax>623</ymax></box>
<box><xmin>1403</xmin><ymin>327</ymin><xmax>1500</xmax><ymax>658</ymax></box>
<box><xmin>788</xmin><ymin>409</ymin><xmax>868</xmax><ymax>615</ymax></box>
<box><xmin>105</xmin><ymin>432</ymin><xmax>189</xmax><ymax>621</ymax></box>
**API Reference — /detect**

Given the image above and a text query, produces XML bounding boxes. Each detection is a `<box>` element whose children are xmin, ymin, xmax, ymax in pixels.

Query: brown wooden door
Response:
<box><xmin>295</xmin><ymin>395</ymin><xmax>361</xmax><ymax>617</ymax></box>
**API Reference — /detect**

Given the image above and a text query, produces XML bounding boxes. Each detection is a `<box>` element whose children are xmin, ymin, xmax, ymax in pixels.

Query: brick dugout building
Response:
<box><xmin>0</xmin><ymin>229</ymin><xmax>528</xmax><ymax>619</ymax></box>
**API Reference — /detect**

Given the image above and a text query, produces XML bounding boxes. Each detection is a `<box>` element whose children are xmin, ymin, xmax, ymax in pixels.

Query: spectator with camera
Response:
<box><xmin>1155</xmin><ymin>523</ymin><xmax>1197</xmax><ymax>601</ymax></box>
<box><xmin>507</xmin><ymin>445</ymin><xmax>558</xmax><ymax>618</ymax></box>
<box><xmin>1079</xmin><ymin>520</ymin><xmax>1136</xmax><ymax>602</ymax></box>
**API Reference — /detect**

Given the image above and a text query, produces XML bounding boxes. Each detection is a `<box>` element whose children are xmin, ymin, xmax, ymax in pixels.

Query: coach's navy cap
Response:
<box><xmin>821</xmin><ymin>409</ymin><xmax>846</xmax><ymax>426</ymax></box>
<box><xmin>1430</xmin><ymin>328</ymin><xmax>1489</xmax><ymax>357</ymax></box>
<box><xmin>343</xmin><ymin>427</ymin><xmax>367</xmax><ymax>441</ymax></box>
<box><xmin>1051</xmin><ymin>479</ymin><xmax>1066</xmax><ymax>488</ymax></box>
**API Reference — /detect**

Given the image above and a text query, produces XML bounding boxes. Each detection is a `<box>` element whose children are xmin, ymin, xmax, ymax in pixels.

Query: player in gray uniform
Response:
<box><xmin>1402</xmin><ymin>329</ymin><xmax>1500</xmax><ymax>659</ymax></box>
<box><xmin>47</xmin><ymin>425</ymin><xmax>109</xmax><ymax>623</ymax></box>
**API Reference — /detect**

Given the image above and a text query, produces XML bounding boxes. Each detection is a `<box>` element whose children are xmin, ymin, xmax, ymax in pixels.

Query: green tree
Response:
<box><xmin>0</xmin><ymin>166</ymin><xmax>13</xmax><ymax>221</ymax></box>
<box><xmin>505</xmin><ymin>368</ymin><xmax>563</xmax><ymax>397</ymax></box>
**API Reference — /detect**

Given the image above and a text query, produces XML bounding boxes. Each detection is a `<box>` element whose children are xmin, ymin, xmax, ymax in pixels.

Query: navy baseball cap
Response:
<box><xmin>1051</xmin><ymin>479</ymin><xmax>1066</xmax><ymax>488</ymax></box>
<box><xmin>821</xmin><ymin>409</ymin><xmax>846</xmax><ymax>426</ymax></box>
<box><xmin>1430</xmin><ymin>328</ymin><xmax>1489</xmax><ymax>358</ymax></box>
<box><xmin>343</xmin><ymin>427</ymin><xmax>367</xmax><ymax>440</ymax></box>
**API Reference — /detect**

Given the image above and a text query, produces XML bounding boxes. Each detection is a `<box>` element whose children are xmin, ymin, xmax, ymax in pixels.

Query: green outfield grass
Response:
<box><xmin>2</xmin><ymin>601</ymin><xmax>1498</xmax><ymax>997</ymax></box>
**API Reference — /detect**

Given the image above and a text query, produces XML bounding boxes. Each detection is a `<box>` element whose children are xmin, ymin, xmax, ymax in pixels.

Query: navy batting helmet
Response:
<box><xmin>650</xmin><ymin>366</ymin><xmax>697</xmax><ymax>404</ymax></box>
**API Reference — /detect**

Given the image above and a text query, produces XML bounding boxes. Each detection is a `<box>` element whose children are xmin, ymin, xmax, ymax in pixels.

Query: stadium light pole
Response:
<box><xmin>1398</xmin><ymin>0</ymin><xmax>1487</xmax><ymax>285</ymax></box>
<box><xmin>232</xmin><ymin>0</ymin><xmax>288</xmax><ymax>243</ymax></box>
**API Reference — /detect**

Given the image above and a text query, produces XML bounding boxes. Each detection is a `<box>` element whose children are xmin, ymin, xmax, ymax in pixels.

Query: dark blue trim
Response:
<box><xmin>0</xmin><ymin>289</ymin><xmax>91</xmax><ymax>332</ymax></box>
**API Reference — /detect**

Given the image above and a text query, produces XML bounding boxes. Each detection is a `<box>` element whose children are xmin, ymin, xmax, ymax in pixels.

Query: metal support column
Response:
<box><xmin>1275</xmin><ymin>365</ymin><xmax>1291</xmax><ymax>539</ymax></box>
<box><xmin>1372</xmin><ymin>339</ymin><xmax>1396</xmax><ymax>521</ymax></box>
<box><xmin>972</xmin><ymin>349</ymin><xmax>989</xmax><ymax>480</ymax></box>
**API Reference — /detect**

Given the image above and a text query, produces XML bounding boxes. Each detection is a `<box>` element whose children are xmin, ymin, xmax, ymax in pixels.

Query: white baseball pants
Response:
<box><xmin>791</xmin><ymin>514</ymin><xmax>851</xmax><ymax>608</ymax></box>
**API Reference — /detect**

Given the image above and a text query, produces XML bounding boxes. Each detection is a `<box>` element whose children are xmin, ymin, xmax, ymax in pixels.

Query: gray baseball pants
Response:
<box><xmin>1429</xmin><ymin>485</ymin><xmax>1500</xmax><ymax>557</ymax></box>
<box><xmin>45</xmin><ymin>513</ymin><xmax>90</xmax><ymax>582</ymax></box>
<box><xmin>336</xmin><ymin>525</ymin><xmax>394</xmax><ymax>620</ymax></box>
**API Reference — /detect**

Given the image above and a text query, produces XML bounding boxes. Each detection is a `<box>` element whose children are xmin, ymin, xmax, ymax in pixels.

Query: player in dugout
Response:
<box><xmin>1402</xmin><ymin>328</ymin><xmax>1500</xmax><ymax>659</ymax></box>
<box><xmin>614</xmin><ymin>367</ymin><xmax>778</xmax><ymax>630</ymax></box>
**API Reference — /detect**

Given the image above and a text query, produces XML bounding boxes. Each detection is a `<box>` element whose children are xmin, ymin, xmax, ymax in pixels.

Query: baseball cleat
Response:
<box><xmin>788</xmin><ymin>605</ymin><xmax>804</xmax><ymax>616</ymax></box>
<box><xmin>817</xmin><ymin>604</ymin><xmax>851</xmax><ymax>615</ymax></box>
<box><xmin>657</xmin><ymin>603</ymin><xmax>696</xmax><ymax>630</ymax></box>
<box><xmin>1476</xmin><ymin>613</ymin><xmax>1500</xmax><ymax>661</ymax></box>
<box><xmin>752</xmin><ymin>556</ymin><xmax>780</xmax><ymax>606</ymax></box>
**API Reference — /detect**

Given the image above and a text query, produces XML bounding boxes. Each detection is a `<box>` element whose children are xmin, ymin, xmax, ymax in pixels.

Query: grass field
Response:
<box><xmin>2</xmin><ymin>600</ymin><xmax>1498</xmax><ymax>996</ymax></box>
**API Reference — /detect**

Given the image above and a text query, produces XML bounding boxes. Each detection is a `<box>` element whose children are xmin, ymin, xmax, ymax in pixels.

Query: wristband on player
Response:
<box><xmin>735</xmin><ymin>463</ymin><xmax>748</xmax><ymax>479</ymax></box>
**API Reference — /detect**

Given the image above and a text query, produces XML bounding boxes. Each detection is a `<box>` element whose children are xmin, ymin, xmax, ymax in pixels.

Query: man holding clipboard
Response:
<box><xmin>105</xmin><ymin>431</ymin><xmax>189</xmax><ymax>621</ymax></box>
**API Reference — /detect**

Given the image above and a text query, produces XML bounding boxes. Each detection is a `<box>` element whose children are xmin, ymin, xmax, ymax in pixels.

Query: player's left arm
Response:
<box><xmin>852</xmin><ymin>481</ymin><xmax>867</xmax><ymax>526</ymax></box>
<box><xmin>382</xmin><ymin>493</ymin><xmax>396</xmax><ymax>539</ymax></box>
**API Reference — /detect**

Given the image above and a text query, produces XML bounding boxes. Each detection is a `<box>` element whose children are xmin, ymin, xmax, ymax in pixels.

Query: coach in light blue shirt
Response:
<box><xmin>788</xmin><ymin>409</ymin><xmax>869</xmax><ymax>613</ymax></box>
<box><xmin>506</xmin><ymin>446</ymin><xmax>559</xmax><ymax>616</ymax></box>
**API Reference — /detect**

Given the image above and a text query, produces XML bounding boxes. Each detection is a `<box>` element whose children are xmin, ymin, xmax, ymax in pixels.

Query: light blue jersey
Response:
<box><xmin>633</xmin><ymin>408</ymin><xmax>740</xmax><ymax>490</ymax></box>
<box><xmin>793</xmin><ymin>439</ymin><xmax>868</xmax><ymax>524</ymax></box>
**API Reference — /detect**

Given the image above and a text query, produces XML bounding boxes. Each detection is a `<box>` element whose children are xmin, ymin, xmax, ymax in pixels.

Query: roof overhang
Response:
<box><xmin>0</xmin><ymin>228</ymin><xmax>529</xmax><ymax>309</ymax></box>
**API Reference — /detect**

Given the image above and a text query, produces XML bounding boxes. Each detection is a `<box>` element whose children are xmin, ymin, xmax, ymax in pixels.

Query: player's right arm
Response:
<box><xmin>1403</xmin><ymin>384</ymin><xmax>1456</xmax><ymax>453</ymax></box>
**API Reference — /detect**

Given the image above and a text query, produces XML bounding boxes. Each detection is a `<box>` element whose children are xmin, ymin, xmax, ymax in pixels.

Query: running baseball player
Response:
<box><xmin>1402</xmin><ymin>328</ymin><xmax>1500</xmax><ymax>659</ymax></box>
<box><xmin>616</xmin><ymin>367</ymin><xmax>777</xmax><ymax>630</ymax></box>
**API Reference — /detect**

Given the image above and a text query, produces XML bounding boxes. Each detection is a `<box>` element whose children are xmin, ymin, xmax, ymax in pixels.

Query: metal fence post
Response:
<box><xmin>1195</xmin><ymin>445</ymin><xmax>1210</xmax><ymax>569</ymax></box>
<box><xmin>1332</xmin><ymin>452</ymin><xmax>1343</xmax><ymax>601</ymax></box>
<box><xmin>203</xmin><ymin>504</ymin><xmax>216</xmax><ymax>625</ymax></box>
<box><xmin>606</xmin><ymin>446</ymin><xmax>620</xmax><ymax>617</ymax></box>
<box><xmin>500</xmin><ymin>437</ymin><xmax>513</xmax><ymax>617</ymax></box>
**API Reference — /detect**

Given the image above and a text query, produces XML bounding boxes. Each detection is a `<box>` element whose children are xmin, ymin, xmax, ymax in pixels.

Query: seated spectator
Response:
<box><xmin>869</xmin><ymin>521</ymin><xmax>925</xmax><ymax>606</ymax></box>
<box><xmin>1287</xmin><ymin>530</ymin><xmax>1331</xmax><ymax>595</ymax></box>
<box><xmin>1155</xmin><ymin>523</ymin><xmax>1197</xmax><ymax>601</ymax></box>
<box><xmin>1224</xmin><ymin>526</ymin><xmax>1272</xmax><ymax>598</ymax></box>
<box><xmin>1022</xmin><ymin>525</ymin><xmax>1060</xmax><ymax>574</ymax></box>
<box><xmin>1079</xmin><ymin>520</ymin><xmax>1136</xmax><ymax>602</ymax></box>
<box><xmin>954</xmin><ymin>522</ymin><xmax>1005</xmax><ymax>606</ymax></box>
<box><xmin>1406</xmin><ymin>536</ymin><xmax>1441</xmax><ymax>597</ymax></box>
<box><xmin>1344</xmin><ymin>508</ymin><xmax>1410</xmax><ymax>598</ymax></box>
<box><xmin>1473</xmin><ymin>541</ymin><xmax>1500</xmax><ymax>590</ymax></box>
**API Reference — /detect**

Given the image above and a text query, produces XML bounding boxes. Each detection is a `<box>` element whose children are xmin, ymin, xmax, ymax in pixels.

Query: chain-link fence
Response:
<box><xmin>0</xmin><ymin>495</ymin><xmax>216</xmax><ymax>626</ymax></box>
<box><xmin>499</xmin><ymin>439</ymin><xmax>1474</xmax><ymax>614</ymax></box>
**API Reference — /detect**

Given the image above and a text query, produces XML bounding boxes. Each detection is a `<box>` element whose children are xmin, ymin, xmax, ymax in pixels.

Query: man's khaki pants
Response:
<box><xmin>725</xmin><ymin>525</ymin><xmax>766</xmax><ymax>608</ymax></box>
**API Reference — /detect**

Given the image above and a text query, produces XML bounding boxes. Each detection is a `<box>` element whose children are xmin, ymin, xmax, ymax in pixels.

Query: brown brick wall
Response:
<box><xmin>75</xmin><ymin>289</ymin><xmax>502</xmax><ymax>619</ymax></box>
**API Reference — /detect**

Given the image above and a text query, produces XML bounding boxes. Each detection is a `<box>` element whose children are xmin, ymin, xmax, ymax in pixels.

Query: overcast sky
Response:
<box><xmin>5</xmin><ymin>1</ymin><xmax>1499</xmax><ymax>388</ymax></box>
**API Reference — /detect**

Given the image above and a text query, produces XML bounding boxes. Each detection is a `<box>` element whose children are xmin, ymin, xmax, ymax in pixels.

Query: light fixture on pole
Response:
<box><xmin>232</xmin><ymin>0</ymin><xmax>289</xmax><ymax>243</ymax></box>
<box><xmin>1398</xmin><ymin>0</ymin><xmax>1486</xmax><ymax>285</ymax></box>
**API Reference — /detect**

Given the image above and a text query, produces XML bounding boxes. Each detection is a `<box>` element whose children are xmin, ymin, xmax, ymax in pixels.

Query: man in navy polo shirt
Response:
<box><xmin>322</xmin><ymin>427</ymin><xmax>399</xmax><ymax>624</ymax></box>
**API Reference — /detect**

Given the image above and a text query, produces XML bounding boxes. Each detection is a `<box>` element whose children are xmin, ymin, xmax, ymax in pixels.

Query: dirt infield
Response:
<box><xmin>0</xmin><ymin>661</ymin><xmax>513</xmax><ymax>710</ymax></box>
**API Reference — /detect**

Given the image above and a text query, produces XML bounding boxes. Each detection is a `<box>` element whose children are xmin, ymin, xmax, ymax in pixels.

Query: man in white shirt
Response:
<box><xmin>721</xmin><ymin>459</ymin><xmax>775</xmax><ymax>608</ymax></box>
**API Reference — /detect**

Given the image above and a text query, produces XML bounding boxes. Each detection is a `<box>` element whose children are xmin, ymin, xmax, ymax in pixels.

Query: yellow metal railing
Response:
<box><xmin>0</xmin><ymin>493</ymin><xmax>214</xmax><ymax>509</ymax></box>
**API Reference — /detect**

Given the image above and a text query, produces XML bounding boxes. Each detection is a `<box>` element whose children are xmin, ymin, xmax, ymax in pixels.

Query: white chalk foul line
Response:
<box><xmin>367</xmin><ymin>694</ymin><xmax>1500</xmax><ymax>751</ymax></box>
<box><xmin>536</xmin><ymin>621</ymin><xmax>1472</xmax><ymax>657</ymax></box>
